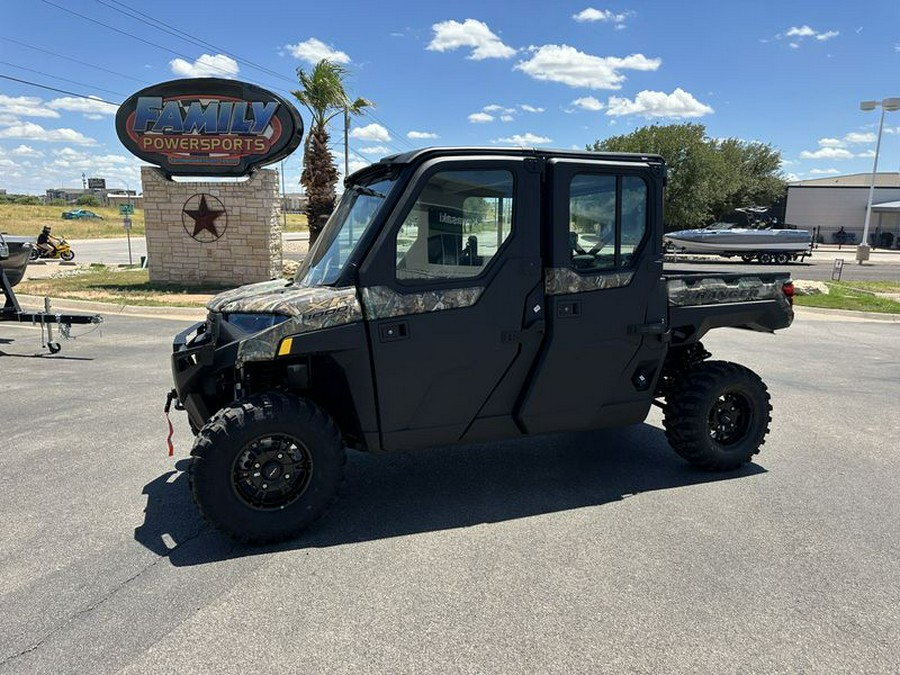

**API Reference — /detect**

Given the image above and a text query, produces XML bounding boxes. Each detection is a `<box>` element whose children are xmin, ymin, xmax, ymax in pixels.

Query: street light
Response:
<box><xmin>858</xmin><ymin>97</ymin><xmax>900</xmax><ymax>263</ymax></box>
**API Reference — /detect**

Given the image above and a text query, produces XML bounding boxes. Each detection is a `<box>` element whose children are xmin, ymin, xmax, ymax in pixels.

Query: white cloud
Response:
<box><xmin>359</xmin><ymin>145</ymin><xmax>390</xmax><ymax>155</ymax></box>
<box><xmin>500</xmin><ymin>114</ymin><xmax>515</xmax><ymax>122</ymax></box>
<box><xmin>515</xmin><ymin>45</ymin><xmax>660</xmax><ymax>90</ymax></box>
<box><xmin>285</xmin><ymin>38</ymin><xmax>351</xmax><ymax>64</ymax></box>
<box><xmin>427</xmin><ymin>19</ymin><xmax>516</xmax><ymax>60</ymax></box>
<box><xmin>844</xmin><ymin>132</ymin><xmax>877</xmax><ymax>144</ymax></box>
<box><xmin>779</xmin><ymin>25</ymin><xmax>839</xmax><ymax>44</ymax></box>
<box><xmin>572</xmin><ymin>96</ymin><xmax>605</xmax><ymax>111</ymax></box>
<box><xmin>0</xmin><ymin>122</ymin><xmax>97</xmax><ymax>145</ymax></box>
<box><xmin>47</xmin><ymin>96</ymin><xmax>118</xmax><ymax>117</ymax></box>
<box><xmin>520</xmin><ymin>104</ymin><xmax>544</xmax><ymax>113</ymax></box>
<box><xmin>856</xmin><ymin>149</ymin><xmax>876</xmax><ymax>158</ymax></box>
<box><xmin>169</xmin><ymin>54</ymin><xmax>239</xmax><ymax>78</ymax></box>
<box><xmin>572</xmin><ymin>8</ymin><xmax>630</xmax><ymax>25</ymax></box>
<box><xmin>799</xmin><ymin>147</ymin><xmax>854</xmax><ymax>159</ymax></box>
<box><xmin>606</xmin><ymin>88</ymin><xmax>714</xmax><ymax>118</ymax></box>
<box><xmin>808</xmin><ymin>168</ymin><xmax>840</xmax><ymax>175</ymax></box>
<box><xmin>347</xmin><ymin>158</ymin><xmax>369</xmax><ymax>174</ymax></box>
<box><xmin>468</xmin><ymin>112</ymin><xmax>495</xmax><ymax>123</ymax></box>
<box><xmin>0</xmin><ymin>114</ymin><xmax>19</xmax><ymax>126</ymax></box>
<box><xmin>407</xmin><ymin>130</ymin><xmax>439</xmax><ymax>139</ymax></box>
<box><xmin>0</xmin><ymin>95</ymin><xmax>59</xmax><ymax>119</ymax></box>
<box><xmin>10</xmin><ymin>145</ymin><xmax>43</xmax><ymax>157</ymax></box>
<box><xmin>349</xmin><ymin>123</ymin><xmax>390</xmax><ymax>141</ymax></box>
<box><xmin>84</xmin><ymin>114</ymin><xmax>104</xmax><ymax>121</ymax></box>
<box><xmin>786</xmin><ymin>25</ymin><xmax>817</xmax><ymax>38</ymax></box>
<box><xmin>817</xmin><ymin>137</ymin><xmax>844</xmax><ymax>148</ymax></box>
<box><xmin>495</xmin><ymin>132</ymin><xmax>552</xmax><ymax>146</ymax></box>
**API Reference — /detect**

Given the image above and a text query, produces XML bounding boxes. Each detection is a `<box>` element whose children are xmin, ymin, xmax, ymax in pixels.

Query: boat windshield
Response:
<box><xmin>294</xmin><ymin>172</ymin><xmax>397</xmax><ymax>287</ymax></box>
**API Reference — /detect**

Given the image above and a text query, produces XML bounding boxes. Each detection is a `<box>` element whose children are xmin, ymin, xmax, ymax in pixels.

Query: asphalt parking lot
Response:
<box><xmin>1</xmin><ymin>309</ymin><xmax>899</xmax><ymax>674</ymax></box>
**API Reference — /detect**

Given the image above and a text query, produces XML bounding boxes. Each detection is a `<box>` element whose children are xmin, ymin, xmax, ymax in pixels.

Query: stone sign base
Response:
<box><xmin>141</xmin><ymin>167</ymin><xmax>282</xmax><ymax>287</ymax></box>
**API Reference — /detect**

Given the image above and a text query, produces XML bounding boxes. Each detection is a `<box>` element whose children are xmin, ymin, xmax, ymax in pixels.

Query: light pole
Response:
<box><xmin>857</xmin><ymin>97</ymin><xmax>900</xmax><ymax>263</ymax></box>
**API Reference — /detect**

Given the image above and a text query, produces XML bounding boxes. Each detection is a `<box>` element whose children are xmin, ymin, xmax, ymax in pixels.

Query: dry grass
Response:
<box><xmin>16</xmin><ymin>266</ymin><xmax>230</xmax><ymax>307</ymax></box>
<box><xmin>0</xmin><ymin>204</ymin><xmax>308</xmax><ymax>239</ymax></box>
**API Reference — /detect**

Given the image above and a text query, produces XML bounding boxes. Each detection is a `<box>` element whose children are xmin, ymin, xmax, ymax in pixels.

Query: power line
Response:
<box><xmin>0</xmin><ymin>74</ymin><xmax>121</xmax><ymax>106</ymax></box>
<box><xmin>0</xmin><ymin>60</ymin><xmax>128</xmax><ymax>98</ymax></box>
<box><xmin>95</xmin><ymin>0</ymin><xmax>296</xmax><ymax>86</ymax></box>
<box><xmin>40</xmin><ymin>0</ymin><xmax>276</xmax><ymax>86</ymax></box>
<box><xmin>0</xmin><ymin>36</ymin><xmax>150</xmax><ymax>85</ymax></box>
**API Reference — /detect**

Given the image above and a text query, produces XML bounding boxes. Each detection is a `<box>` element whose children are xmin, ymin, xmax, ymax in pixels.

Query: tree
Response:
<box><xmin>76</xmin><ymin>194</ymin><xmax>100</xmax><ymax>206</ymax></box>
<box><xmin>292</xmin><ymin>60</ymin><xmax>372</xmax><ymax>245</ymax></box>
<box><xmin>589</xmin><ymin>123</ymin><xmax>786</xmax><ymax>231</ymax></box>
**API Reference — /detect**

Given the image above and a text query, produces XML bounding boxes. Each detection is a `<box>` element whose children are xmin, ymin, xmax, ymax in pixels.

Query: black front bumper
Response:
<box><xmin>171</xmin><ymin>320</ymin><xmax>234</xmax><ymax>428</ymax></box>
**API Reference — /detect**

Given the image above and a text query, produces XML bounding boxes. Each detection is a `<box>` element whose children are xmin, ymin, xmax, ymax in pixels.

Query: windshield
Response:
<box><xmin>295</xmin><ymin>173</ymin><xmax>397</xmax><ymax>287</ymax></box>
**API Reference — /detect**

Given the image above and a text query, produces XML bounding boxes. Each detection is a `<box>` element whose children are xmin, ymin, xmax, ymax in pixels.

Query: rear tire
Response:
<box><xmin>758</xmin><ymin>252</ymin><xmax>773</xmax><ymax>264</ymax></box>
<box><xmin>740</xmin><ymin>254</ymin><xmax>755</xmax><ymax>263</ymax></box>
<box><xmin>663</xmin><ymin>361</ymin><xmax>771</xmax><ymax>471</ymax></box>
<box><xmin>775</xmin><ymin>253</ymin><xmax>789</xmax><ymax>264</ymax></box>
<box><xmin>190</xmin><ymin>393</ymin><xmax>346</xmax><ymax>544</ymax></box>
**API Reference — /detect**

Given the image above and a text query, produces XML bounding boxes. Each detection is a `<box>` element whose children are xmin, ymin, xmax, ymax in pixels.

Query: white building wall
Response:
<box><xmin>785</xmin><ymin>186</ymin><xmax>900</xmax><ymax>244</ymax></box>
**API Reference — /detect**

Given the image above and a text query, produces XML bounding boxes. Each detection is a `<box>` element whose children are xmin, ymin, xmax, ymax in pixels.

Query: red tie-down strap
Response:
<box><xmin>164</xmin><ymin>389</ymin><xmax>177</xmax><ymax>457</ymax></box>
<box><xmin>165</xmin><ymin>412</ymin><xmax>175</xmax><ymax>457</ymax></box>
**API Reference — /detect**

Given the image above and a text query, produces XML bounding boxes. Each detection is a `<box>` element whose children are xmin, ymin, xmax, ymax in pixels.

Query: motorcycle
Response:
<box><xmin>30</xmin><ymin>237</ymin><xmax>75</xmax><ymax>262</ymax></box>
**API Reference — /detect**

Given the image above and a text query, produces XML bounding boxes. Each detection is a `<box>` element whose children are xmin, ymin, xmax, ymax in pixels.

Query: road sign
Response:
<box><xmin>119</xmin><ymin>203</ymin><xmax>134</xmax><ymax>216</ymax></box>
<box><xmin>832</xmin><ymin>258</ymin><xmax>844</xmax><ymax>281</ymax></box>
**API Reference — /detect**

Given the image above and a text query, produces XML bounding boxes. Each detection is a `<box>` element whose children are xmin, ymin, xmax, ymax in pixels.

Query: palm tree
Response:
<box><xmin>292</xmin><ymin>60</ymin><xmax>372</xmax><ymax>245</ymax></box>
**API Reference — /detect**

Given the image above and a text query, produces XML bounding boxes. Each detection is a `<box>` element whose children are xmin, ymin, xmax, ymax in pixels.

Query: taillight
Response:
<box><xmin>782</xmin><ymin>281</ymin><xmax>795</xmax><ymax>305</ymax></box>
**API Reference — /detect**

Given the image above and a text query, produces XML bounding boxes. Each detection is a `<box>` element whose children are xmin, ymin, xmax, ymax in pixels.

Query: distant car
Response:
<box><xmin>61</xmin><ymin>209</ymin><xmax>103</xmax><ymax>220</ymax></box>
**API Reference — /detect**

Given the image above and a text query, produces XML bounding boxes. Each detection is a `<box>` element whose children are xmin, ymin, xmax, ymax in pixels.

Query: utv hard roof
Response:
<box><xmin>346</xmin><ymin>146</ymin><xmax>665</xmax><ymax>185</ymax></box>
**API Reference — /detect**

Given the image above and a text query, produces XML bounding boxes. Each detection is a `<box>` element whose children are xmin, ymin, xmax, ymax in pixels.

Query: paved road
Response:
<box><xmin>57</xmin><ymin>234</ymin><xmax>309</xmax><ymax>267</ymax></box>
<box><xmin>665</xmin><ymin>245</ymin><xmax>900</xmax><ymax>282</ymax></box>
<box><xmin>1</xmin><ymin>310</ymin><xmax>898</xmax><ymax>673</ymax></box>
<box><xmin>59</xmin><ymin>237</ymin><xmax>900</xmax><ymax>282</ymax></box>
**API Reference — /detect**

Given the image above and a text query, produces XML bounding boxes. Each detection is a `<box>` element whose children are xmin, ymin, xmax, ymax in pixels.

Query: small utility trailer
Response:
<box><xmin>0</xmin><ymin>233</ymin><xmax>102</xmax><ymax>353</ymax></box>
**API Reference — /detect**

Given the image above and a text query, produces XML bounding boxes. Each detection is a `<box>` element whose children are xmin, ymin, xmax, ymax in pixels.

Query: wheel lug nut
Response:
<box><xmin>285</xmin><ymin>474</ymin><xmax>291</xmax><ymax>479</ymax></box>
<box><xmin>277</xmin><ymin>453</ymin><xmax>283</xmax><ymax>459</ymax></box>
<box><xmin>254</xmin><ymin>463</ymin><xmax>260</xmax><ymax>468</ymax></box>
<box><xmin>262</xmin><ymin>483</ymin><xmax>268</xmax><ymax>489</ymax></box>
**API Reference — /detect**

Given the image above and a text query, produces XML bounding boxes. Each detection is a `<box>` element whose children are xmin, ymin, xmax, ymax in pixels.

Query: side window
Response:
<box><xmin>568</xmin><ymin>173</ymin><xmax>647</xmax><ymax>271</ymax></box>
<box><xmin>396</xmin><ymin>170</ymin><xmax>514</xmax><ymax>281</ymax></box>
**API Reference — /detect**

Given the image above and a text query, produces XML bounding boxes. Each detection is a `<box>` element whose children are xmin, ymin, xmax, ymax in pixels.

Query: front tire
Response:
<box><xmin>190</xmin><ymin>393</ymin><xmax>346</xmax><ymax>544</ymax></box>
<box><xmin>60</xmin><ymin>250</ymin><xmax>75</xmax><ymax>261</ymax></box>
<box><xmin>663</xmin><ymin>361</ymin><xmax>771</xmax><ymax>471</ymax></box>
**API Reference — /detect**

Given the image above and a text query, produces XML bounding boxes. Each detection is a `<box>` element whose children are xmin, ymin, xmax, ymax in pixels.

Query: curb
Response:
<box><xmin>14</xmin><ymin>294</ymin><xmax>898</xmax><ymax>325</ymax></box>
<box><xmin>793</xmin><ymin>305</ymin><xmax>900</xmax><ymax>323</ymax></box>
<box><xmin>15</xmin><ymin>294</ymin><xmax>206</xmax><ymax>321</ymax></box>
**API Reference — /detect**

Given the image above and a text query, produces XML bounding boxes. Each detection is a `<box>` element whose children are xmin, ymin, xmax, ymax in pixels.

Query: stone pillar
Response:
<box><xmin>141</xmin><ymin>167</ymin><xmax>282</xmax><ymax>286</ymax></box>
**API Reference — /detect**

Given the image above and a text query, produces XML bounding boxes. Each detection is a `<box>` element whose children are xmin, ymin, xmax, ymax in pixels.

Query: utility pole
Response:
<box><xmin>344</xmin><ymin>106</ymin><xmax>349</xmax><ymax>178</ymax></box>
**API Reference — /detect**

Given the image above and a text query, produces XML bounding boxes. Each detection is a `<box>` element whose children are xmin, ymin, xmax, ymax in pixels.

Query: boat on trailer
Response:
<box><xmin>664</xmin><ymin>224</ymin><xmax>813</xmax><ymax>264</ymax></box>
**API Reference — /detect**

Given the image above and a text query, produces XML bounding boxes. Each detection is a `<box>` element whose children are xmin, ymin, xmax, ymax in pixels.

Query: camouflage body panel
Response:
<box><xmin>208</xmin><ymin>283</ymin><xmax>361</xmax><ymax>365</ymax></box>
<box><xmin>544</xmin><ymin>267</ymin><xmax>634</xmax><ymax>295</ymax></box>
<box><xmin>361</xmin><ymin>285</ymin><xmax>483</xmax><ymax>319</ymax></box>
<box><xmin>667</xmin><ymin>276</ymin><xmax>789</xmax><ymax>308</ymax></box>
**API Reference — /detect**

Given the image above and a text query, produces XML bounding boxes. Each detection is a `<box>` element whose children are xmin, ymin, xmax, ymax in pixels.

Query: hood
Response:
<box><xmin>207</xmin><ymin>280</ymin><xmax>357</xmax><ymax>317</ymax></box>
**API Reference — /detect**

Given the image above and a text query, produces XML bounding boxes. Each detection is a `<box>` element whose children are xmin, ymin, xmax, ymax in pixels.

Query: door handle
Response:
<box><xmin>501</xmin><ymin>321</ymin><xmax>545</xmax><ymax>343</ymax></box>
<box><xmin>379</xmin><ymin>320</ymin><xmax>409</xmax><ymax>342</ymax></box>
<box><xmin>557</xmin><ymin>301</ymin><xmax>581</xmax><ymax>318</ymax></box>
<box><xmin>628</xmin><ymin>320</ymin><xmax>668</xmax><ymax>336</ymax></box>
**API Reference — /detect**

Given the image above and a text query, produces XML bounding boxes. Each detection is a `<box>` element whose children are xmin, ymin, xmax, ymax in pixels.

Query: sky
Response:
<box><xmin>1</xmin><ymin>0</ymin><xmax>899</xmax><ymax>196</ymax></box>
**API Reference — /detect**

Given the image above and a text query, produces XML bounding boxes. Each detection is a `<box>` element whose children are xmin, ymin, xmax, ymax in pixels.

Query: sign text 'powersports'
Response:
<box><xmin>116</xmin><ymin>78</ymin><xmax>303</xmax><ymax>177</ymax></box>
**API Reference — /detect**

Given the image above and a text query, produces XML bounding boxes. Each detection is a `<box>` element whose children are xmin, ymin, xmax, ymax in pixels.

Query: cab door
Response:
<box><xmin>517</xmin><ymin>158</ymin><xmax>668</xmax><ymax>434</ymax></box>
<box><xmin>358</xmin><ymin>157</ymin><xmax>544</xmax><ymax>451</ymax></box>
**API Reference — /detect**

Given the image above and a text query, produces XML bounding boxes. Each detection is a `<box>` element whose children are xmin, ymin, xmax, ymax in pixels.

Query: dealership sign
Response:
<box><xmin>116</xmin><ymin>78</ymin><xmax>303</xmax><ymax>177</ymax></box>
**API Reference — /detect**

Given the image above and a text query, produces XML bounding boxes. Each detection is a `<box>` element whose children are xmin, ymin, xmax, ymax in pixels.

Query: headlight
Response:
<box><xmin>224</xmin><ymin>313</ymin><xmax>290</xmax><ymax>334</ymax></box>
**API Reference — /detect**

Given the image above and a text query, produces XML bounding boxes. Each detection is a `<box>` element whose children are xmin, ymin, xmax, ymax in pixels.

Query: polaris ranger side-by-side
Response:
<box><xmin>170</xmin><ymin>148</ymin><xmax>795</xmax><ymax>544</ymax></box>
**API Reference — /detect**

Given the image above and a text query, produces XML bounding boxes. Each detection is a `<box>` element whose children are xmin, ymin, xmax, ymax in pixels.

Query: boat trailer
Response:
<box><xmin>1</xmin><ymin>265</ymin><xmax>102</xmax><ymax>354</ymax></box>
